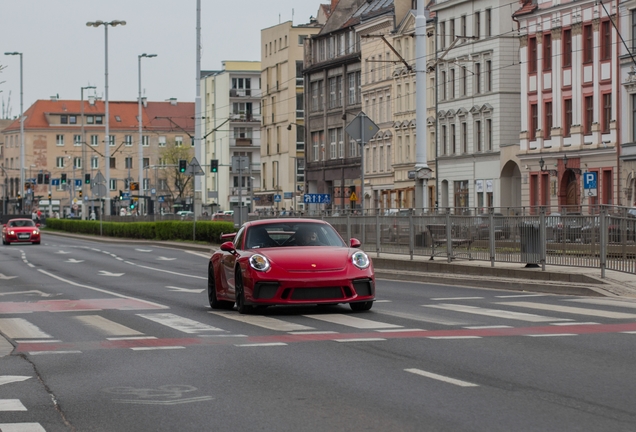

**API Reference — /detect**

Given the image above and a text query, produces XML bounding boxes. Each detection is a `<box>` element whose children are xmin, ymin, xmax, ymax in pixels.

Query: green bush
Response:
<box><xmin>44</xmin><ymin>219</ymin><xmax>235</xmax><ymax>243</ymax></box>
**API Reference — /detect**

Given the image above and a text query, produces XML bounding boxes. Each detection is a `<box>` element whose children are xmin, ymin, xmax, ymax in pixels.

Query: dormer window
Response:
<box><xmin>69</xmin><ymin>115</ymin><xmax>77</xmax><ymax>124</ymax></box>
<box><xmin>61</xmin><ymin>115</ymin><xmax>68</xmax><ymax>124</ymax></box>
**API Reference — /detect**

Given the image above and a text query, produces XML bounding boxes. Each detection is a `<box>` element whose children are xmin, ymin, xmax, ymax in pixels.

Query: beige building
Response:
<box><xmin>259</xmin><ymin>20</ymin><xmax>322</xmax><ymax>212</ymax></box>
<box><xmin>1</xmin><ymin>97</ymin><xmax>194</xmax><ymax>216</ymax></box>
<box><xmin>201</xmin><ymin>61</ymin><xmax>262</xmax><ymax>214</ymax></box>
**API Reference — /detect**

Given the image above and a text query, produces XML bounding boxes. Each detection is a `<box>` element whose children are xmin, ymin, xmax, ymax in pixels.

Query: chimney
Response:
<box><xmin>142</xmin><ymin>97</ymin><xmax>147</xmax><ymax>108</ymax></box>
<box><xmin>50</xmin><ymin>95</ymin><xmax>58</xmax><ymax>101</ymax></box>
<box><xmin>168</xmin><ymin>98</ymin><xmax>177</xmax><ymax>106</ymax></box>
<box><xmin>88</xmin><ymin>95</ymin><xmax>96</xmax><ymax>105</ymax></box>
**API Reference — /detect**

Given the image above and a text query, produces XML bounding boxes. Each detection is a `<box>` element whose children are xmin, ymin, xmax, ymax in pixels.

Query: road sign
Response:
<box><xmin>231</xmin><ymin>156</ymin><xmax>250</xmax><ymax>172</ymax></box>
<box><xmin>349</xmin><ymin>191</ymin><xmax>358</xmax><ymax>202</ymax></box>
<box><xmin>151</xmin><ymin>188</ymin><xmax>156</xmax><ymax>195</ymax></box>
<box><xmin>284</xmin><ymin>192</ymin><xmax>293</xmax><ymax>199</ymax></box>
<box><xmin>51</xmin><ymin>179</ymin><xmax>60</xmax><ymax>186</ymax></box>
<box><xmin>158</xmin><ymin>196</ymin><xmax>165</xmax><ymax>203</ymax></box>
<box><xmin>186</xmin><ymin>157</ymin><xmax>205</xmax><ymax>176</ymax></box>
<box><xmin>274</xmin><ymin>194</ymin><xmax>282</xmax><ymax>203</ymax></box>
<box><xmin>584</xmin><ymin>172</ymin><xmax>598</xmax><ymax>197</ymax></box>
<box><xmin>345</xmin><ymin>112</ymin><xmax>379</xmax><ymax>142</ymax></box>
<box><xmin>303</xmin><ymin>194</ymin><xmax>331</xmax><ymax>204</ymax></box>
<box><xmin>122</xmin><ymin>192</ymin><xmax>131</xmax><ymax>201</ymax></box>
<box><xmin>75</xmin><ymin>179</ymin><xmax>82</xmax><ymax>187</ymax></box>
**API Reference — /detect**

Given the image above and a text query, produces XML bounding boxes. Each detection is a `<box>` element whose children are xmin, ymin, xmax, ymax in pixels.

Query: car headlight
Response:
<box><xmin>352</xmin><ymin>251</ymin><xmax>370</xmax><ymax>269</ymax></box>
<box><xmin>9</xmin><ymin>230</ymin><xmax>15</xmax><ymax>235</ymax></box>
<box><xmin>33</xmin><ymin>230</ymin><xmax>39</xmax><ymax>235</ymax></box>
<box><xmin>249</xmin><ymin>254</ymin><xmax>270</xmax><ymax>272</ymax></box>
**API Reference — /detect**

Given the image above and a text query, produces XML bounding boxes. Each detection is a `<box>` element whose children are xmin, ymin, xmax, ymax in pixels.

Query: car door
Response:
<box><xmin>220</xmin><ymin>227</ymin><xmax>244</xmax><ymax>297</ymax></box>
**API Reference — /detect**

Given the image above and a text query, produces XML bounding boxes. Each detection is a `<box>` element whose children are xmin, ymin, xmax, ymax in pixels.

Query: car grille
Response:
<box><xmin>253</xmin><ymin>282</ymin><xmax>279</xmax><ymax>300</ymax></box>
<box><xmin>352</xmin><ymin>279</ymin><xmax>374</xmax><ymax>297</ymax></box>
<box><xmin>288</xmin><ymin>287</ymin><xmax>345</xmax><ymax>300</ymax></box>
<box><xmin>17</xmin><ymin>233</ymin><xmax>31</xmax><ymax>240</ymax></box>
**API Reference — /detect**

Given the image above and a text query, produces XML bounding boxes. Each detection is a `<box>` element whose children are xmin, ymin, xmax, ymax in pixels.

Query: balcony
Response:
<box><xmin>230</xmin><ymin>113</ymin><xmax>262</xmax><ymax>123</ymax></box>
<box><xmin>230</xmin><ymin>138</ymin><xmax>260</xmax><ymax>148</ymax></box>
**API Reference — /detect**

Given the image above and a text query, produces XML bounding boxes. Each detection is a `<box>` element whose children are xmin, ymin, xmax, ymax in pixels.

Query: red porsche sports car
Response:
<box><xmin>2</xmin><ymin>218</ymin><xmax>41</xmax><ymax>245</ymax></box>
<box><xmin>208</xmin><ymin>219</ymin><xmax>375</xmax><ymax>314</ymax></box>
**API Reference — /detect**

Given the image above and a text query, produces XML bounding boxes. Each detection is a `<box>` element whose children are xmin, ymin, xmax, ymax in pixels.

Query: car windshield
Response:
<box><xmin>9</xmin><ymin>220</ymin><xmax>35</xmax><ymax>228</ymax></box>
<box><xmin>245</xmin><ymin>222</ymin><xmax>346</xmax><ymax>249</ymax></box>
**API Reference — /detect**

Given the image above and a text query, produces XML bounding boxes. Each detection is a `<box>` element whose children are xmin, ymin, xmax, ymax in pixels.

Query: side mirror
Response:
<box><xmin>36</xmin><ymin>223</ymin><xmax>41</xmax><ymax>228</ymax></box>
<box><xmin>350</xmin><ymin>238</ymin><xmax>361</xmax><ymax>248</ymax></box>
<box><xmin>220</xmin><ymin>241</ymin><xmax>236</xmax><ymax>253</ymax></box>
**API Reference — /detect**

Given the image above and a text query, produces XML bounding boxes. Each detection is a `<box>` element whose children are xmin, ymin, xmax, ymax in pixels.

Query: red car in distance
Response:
<box><xmin>208</xmin><ymin>219</ymin><xmax>375</xmax><ymax>314</ymax></box>
<box><xmin>2</xmin><ymin>218</ymin><xmax>41</xmax><ymax>245</ymax></box>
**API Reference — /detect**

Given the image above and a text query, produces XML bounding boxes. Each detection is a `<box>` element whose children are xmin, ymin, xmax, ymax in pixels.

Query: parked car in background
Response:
<box><xmin>474</xmin><ymin>213</ymin><xmax>512</xmax><ymax>240</ymax></box>
<box><xmin>2</xmin><ymin>218</ymin><xmax>41</xmax><ymax>245</ymax></box>
<box><xmin>582</xmin><ymin>215</ymin><xmax>636</xmax><ymax>243</ymax></box>
<box><xmin>553</xmin><ymin>212</ymin><xmax>584</xmax><ymax>243</ymax></box>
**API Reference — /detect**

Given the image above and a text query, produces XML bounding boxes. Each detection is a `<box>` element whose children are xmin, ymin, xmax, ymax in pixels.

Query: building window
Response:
<box><xmin>158</xmin><ymin>136</ymin><xmax>166</xmax><ymax>147</ymax></box>
<box><xmin>348</xmin><ymin>72</ymin><xmax>356</xmax><ymax>105</ymax></box>
<box><xmin>601</xmin><ymin>20</ymin><xmax>611</xmax><ymax>61</ymax></box>
<box><xmin>440</xmin><ymin>21</ymin><xmax>446</xmax><ymax>49</ymax></box>
<box><xmin>69</xmin><ymin>115</ymin><xmax>77</xmax><ymax>124</ymax></box>
<box><xmin>109</xmin><ymin>136</ymin><xmax>115</xmax><ymax>146</ymax></box>
<box><xmin>125</xmin><ymin>157</ymin><xmax>133</xmax><ymax>169</ymax></box>
<box><xmin>142</xmin><ymin>135</ymin><xmax>149</xmax><ymax>146</ymax></box>
<box><xmin>474</xmin><ymin>12</ymin><xmax>481</xmax><ymax>39</ymax></box>
<box><xmin>486</xmin><ymin>9</ymin><xmax>491</xmax><ymax>37</ymax></box>
<box><xmin>475</xmin><ymin>120</ymin><xmax>482</xmax><ymax>152</ymax></box>
<box><xmin>124</xmin><ymin>135</ymin><xmax>133</xmax><ymax>146</ymax></box>
<box><xmin>338</xmin><ymin>128</ymin><xmax>344</xmax><ymax>159</ymax></box>
<box><xmin>74</xmin><ymin>135</ymin><xmax>82</xmax><ymax>146</ymax></box>
<box><xmin>56</xmin><ymin>135</ymin><xmax>64</xmax><ymax>146</ymax></box>
<box><xmin>461</xmin><ymin>15</ymin><xmax>466</xmax><ymax>41</ymax></box>
<box><xmin>563</xmin><ymin>29</ymin><xmax>572</xmax><ymax>68</ymax></box>
<box><xmin>564</xmin><ymin>98</ymin><xmax>572</xmax><ymax>137</ymax></box>
<box><xmin>602</xmin><ymin>93</ymin><xmax>611</xmax><ymax>133</ymax></box>
<box><xmin>86</xmin><ymin>115</ymin><xmax>94</xmax><ymax>124</ymax></box>
<box><xmin>530</xmin><ymin>103</ymin><xmax>538</xmax><ymax>140</ymax></box>
<box><xmin>462</xmin><ymin>122</ymin><xmax>467</xmax><ymax>153</ymax></box>
<box><xmin>485</xmin><ymin>60</ymin><xmax>492</xmax><ymax>92</ymax></box>
<box><xmin>61</xmin><ymin>115</ymin><xmax>68</xmax><ymax>124</ymax></box>
<box><xmin>544</xmin><ymin>101</ymin><xmax>553</xmax><ymax>139</ymax></box>
<box><xmin>486</xmin><ymin>119</ymin><xmax>492</xmax><ymax>151</ymax></box>
<box><xmin>441</xmin><ymin>125</ymin><xmax>447</xmax><ymax>155</ymax></box>
<box><xmin>329</xmin><ymin>128</ymin><xmax>337</xmax><ymax>159</ymax></box>
<box><xmin>95</xmin><ymin>116</ymin><xmax>103</xmax><ymax>124</ymax></box>
<box><xmin>109</xmin><ymin>179</ymin><xmax>117</xmax><ymax>191</ymax></box>
<box><xmin>461</xmin><ymin>67</ymin><xmax>467</xmax><ymax>96</ymax></box>
<box><xmin>528</xmin><ymin>37</ymin><xmax>537</xmax><ymax>73</ymax></box>
<box><xmin>451</xmin><ymin>124</ymin><xmax>457</xmax><ymax>154</ymax></box>
<box><xmin>91</xmin><ymin>157</ymin><xmax>99</xmax><ymax>169</ymax></box>
<box><xmin>454</xmin><ymin>180</ymin><xmax>469</xmax><ymax>209</ymax></box>
<box><xmin>110</xmin><ymin>158</ymin><xmax>116</xmax><ymax>169</ymax></box>
<box><xmin>440</xmin><ymin>71</ymin><xmax>446</xmax><ymax>100</ymax></box>
<box><xmin>543</xmin><ymin>33</ymin><xmax>552</xmax><ymax>71</ymax></box>
<box><xmin>450</xmin><ymin>69</ymin><xmax>455</xmax><ymax>99</ymax></box>
<box><xmin>584</xmin><ymin>95</ymin><xmax>594</xmax><ymax>134</ymax></box>
<box><xmin>583</xmin><ymin>24</ymin><xmax>593</xmax><ymax>64</ymax></box>
<box><xmin>175</xmin><ymin>136</ymin><xmax>183</xmax><ymax>147</ymax></box>
<box><xmin>74</xmin><ymin>157</ymin><xmax>81</xmax><ymax>169</ymax></box>
<box><xmin>474</xmin><ymin>63</ymin><xmax>481</xmax><ymax>94</ymax></box>
<box><xmin>56</xmin><ymin>157</ymin><xmax>65</xmax><ymax>168</ymax></box>
<box><xmin>91</xmin><ymin>135</ymin><xmax>98</xmax><ymax>146</ymax></box>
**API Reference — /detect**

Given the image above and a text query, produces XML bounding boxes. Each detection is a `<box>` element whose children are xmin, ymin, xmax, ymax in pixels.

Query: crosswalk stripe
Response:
<box><xmin>424</xmin><ymin>304</ymin><xmax>569</xmax><ymax>322</ymax></box>
<box><xmin>566</xmin><ymin>298</ymin><xmax>636</xmax><ymax>309</ymax></box>
<box><xmin>73</xmin><ymin>315</ymin><xmax>143</xmax><ymax>337</ymax></box>
<box><xmin>0</xmin><ymin>318</ymin><xmax>52</xmax><ymax>339</ymax></box>
<box><xmin>0</xmin><ymin>424</ymin><xmax>46</xmax><ymax>432</ymax></box>
<box><xmin>137</xmin><ymin>313</ymin><xmax>224</xmax><ymax>334</ymax></box>
<box><xmin>303</xmin><ymin>314</ymin><xmax>402</xmax><ymax>329</ymax></box>
<box><xmin>498</xmin><ymin>302</ymin><xmax>636</xmax><ymax>319</ymax></box>
<box><xmin>375</xmin><ymin>309</ymin><xmax>470</xmax><ymax>326</ymax></box>
<box><xmin>210</xmin><ymin>311</ymin><xmax>314</xmax><ymax>332</ymax></box>
<box><xmin>0</xmin><ymin>400</ymin><xmax>27</xmax><ymax>411</ymax></box>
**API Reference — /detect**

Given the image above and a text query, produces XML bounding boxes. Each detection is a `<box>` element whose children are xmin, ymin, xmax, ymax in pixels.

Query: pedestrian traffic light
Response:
<box><xmin>61</xmin><ymin>173</ymin><xmax>67</xmax><ymax>184</ymax></box>
<box><xmin>210</xmin><ymin>159</ymin><xmax>218</xmax><ymax>173</ymax></box>
<box><xmin>119</xmin><ymin>190</ymin><xmax>123</xmax><ymax>200</ymax></box>
<box><xmin>37</xmin><ymin>173</ymin><xmax>44</xmax><ymax>184</ymax></box>
<box><xmin>130</xmin><ymin>202</ymin><xmax>135</xmax><ymax>210</ymax></box>
<box><xmin>85</xmin><ymin>173</ymin><xmax>91</xmax><ymax>184</ymax></box>
<box><xmin>179</xmin><ymin>159</ymin><xmax>187</xmax><ymax>173</ymax></box>
<box><xmin>44</xmin><ymin>173</ymin><xmax>50</xmax><ymax>184</ymax></box>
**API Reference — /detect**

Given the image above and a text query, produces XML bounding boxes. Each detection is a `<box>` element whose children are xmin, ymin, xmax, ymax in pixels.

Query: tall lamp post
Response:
<box><xmin>86</xmin><ymin>20</ymin><xmax>126</xmax><ymax>215</ymax></box>
<box><xmin>4</xmin><ymin>52</ymin><xmax>24</xmax><ymax>213</ymax></box>
<box><xmin>138</xmin><ymin>53</ymin><xmax>157</xmax><ymax>216</ymax></box>
<box><xmin>81</xmin><ymin>85</ymin><xmax>96</xmax><ymax>219</ymax></box>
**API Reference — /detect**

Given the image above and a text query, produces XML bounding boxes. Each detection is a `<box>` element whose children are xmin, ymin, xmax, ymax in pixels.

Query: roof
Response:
<box><xmin>319</xmin><ymin>0</ymin><xmax>368</xmax><ymax>35</ymax></box>
<box><xmin>513</xmin><ymin>0</ymin><xmax>538</xmax><ymax>17</ymax></box>
<box><xmin>2</xmin><ymin>99</ymin><xmax>194</xmax><ymax>133</ymax></box>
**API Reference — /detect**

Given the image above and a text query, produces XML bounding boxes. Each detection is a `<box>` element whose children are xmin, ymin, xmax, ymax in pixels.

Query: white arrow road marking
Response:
<box><xmin>157</xmin><ymin>257</ymin><xmax>177</xmax><ymax>261</ymax></box>
<box><xmin>135</xmin><ymin>249</ymin><xmax>153</xmax><ymax>252</ymax></box>
<box><xmin>166</xmin><ymin>286</ymin><xmax>205</xmax><ymax>294</ymax></box>
<box><xmin>0</xmin><ymin>376</ymin><xmax>31</xmax><ymax>387</ymax></box>
<box><xmin>66</xmin><ymin>259</ymin><xmax>85</xmax><ymax>264</ymax></box>
<box><xmin>0</xmin><ymin>274</ymin><xmax>17</xmax><ymax>280</ymax></box>
<box><xmin>55</xmin><ymin>251</ymin><xmax>72</xmax><ymax>254</ymax></box>
<box><xmin>99</xmin><ymin>271</ymin><xmax>125</xmax><ymax>277</ymax></box>
<box><xmin>0</xmin><ymin>399</ymin><xmax>28</xmax><ymax>411</ymax></box>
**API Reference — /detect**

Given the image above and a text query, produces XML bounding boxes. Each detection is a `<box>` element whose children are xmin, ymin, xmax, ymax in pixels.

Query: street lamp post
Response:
<box><xmin>4</xmin><ymin>52</ymin><xmax>24</xmax><ymax>213</ymax></box>
<box><xmin>81</xmin><ymin>85</ymin><xmax>96</xmax><ymax>219</ymax></box>
<box><xmin>138</xmin><ymin>53</ymin><xmax>157</xmax><ymax>216</ymax></box>
<box><xmin>86</xmin><ymin>20</ymin><xmax>126</xmax><ymax>216</ymax></box>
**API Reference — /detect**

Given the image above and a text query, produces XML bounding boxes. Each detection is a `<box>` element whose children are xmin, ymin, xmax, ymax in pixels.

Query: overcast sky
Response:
<box><xmin>0</xmin><ymin>0</ymin><xmax>320</xmax><ymax>118</ymax></box>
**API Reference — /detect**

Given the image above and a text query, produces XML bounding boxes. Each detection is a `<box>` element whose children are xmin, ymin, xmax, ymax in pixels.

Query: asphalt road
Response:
<box><xmin>1</xmin><ymin>235</ymin><xmax>636</xmax><ymax>431</ymax></box>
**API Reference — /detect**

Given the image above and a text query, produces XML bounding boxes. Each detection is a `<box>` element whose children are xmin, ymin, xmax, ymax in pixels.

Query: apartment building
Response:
<box><xmin>431</xmin><ymin>0</ymin><xmax>521</xmax><ymax>214</ymax></box>
<box><xmin>516</xmin><ymin>0</ymin><xmax>620</xmax><ymax>212</ymax></box>
<box><xmin>201</xmin><ymin>61</ymin><xmax>262</xmax><ymax>213</ymax></box>
<box><xmin>259</xmin><ymin>19</ymin><xmax>322</xmax><ymax>212</ymax></box>
<box><xmin>0</xmin><ymin>97</ymin><xmax>194</xmax><ymax>216</ymax></box>
<box><xmin>619</xmin><ymin>0</ymin><xmax>636</xmax><ymax>207</ymax></box>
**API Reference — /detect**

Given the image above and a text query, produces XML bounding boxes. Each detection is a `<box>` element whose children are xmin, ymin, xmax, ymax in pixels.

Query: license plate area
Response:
<box><xmin>18</xmin><ymin>233</ymin><xmax>30</xmax><ymax>239</ymax></box>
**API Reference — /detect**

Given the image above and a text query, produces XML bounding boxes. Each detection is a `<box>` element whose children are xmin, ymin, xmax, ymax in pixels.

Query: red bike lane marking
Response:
<box><xmin>14</xmin><ymin>321</ymin><xmax>636</xmax><ymax>354</ymax></box>
<box><xmin>0</xmin><ymin>298</ymin><xmax>165</xmax><ymax>314</ymax></box>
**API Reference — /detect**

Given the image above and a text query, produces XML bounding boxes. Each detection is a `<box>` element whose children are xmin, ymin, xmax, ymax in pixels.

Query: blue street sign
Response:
<box><xmin>158</xmin><ymin>196</ymin><xmax>165</xmax><ymax>203</ymax></box>
<box><xmin>122</xmin><ymin>192</ymin><xmax>131</xmax><ymax>200</ymax></box>
<box><xmin>303</xmin><ymin>194</ymin><xmax>331</xmax><ymax>204</ymax></box>
<box><xmin>583</xmin><ymin>172</ymin><xmax>597</xmax><ymax>189</ymax></box>
<box><xmin>75</xmin><ymin>179</ymin><xmax>82</xmax><ymax>187</ymax></box>
<box><xmin>51</xmin><ymin>179</ymin><xmax>60</xmax><ymax>186</ymax></box>
<box><xmin>284</xmin><ymin>192</ymin><xmax>293</xmax><ymax>199</ymax></box>
<box><xmin>274</xmin><ymin>194</ymin><xmax>282</xmax><ymax>202</ymax></box>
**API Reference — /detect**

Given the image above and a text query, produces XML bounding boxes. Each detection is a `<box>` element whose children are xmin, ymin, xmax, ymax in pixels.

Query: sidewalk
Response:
<box><xmin>42</xmin><ymin>230</ymin><xmax>636</xmax><ymax>299</ymax></box>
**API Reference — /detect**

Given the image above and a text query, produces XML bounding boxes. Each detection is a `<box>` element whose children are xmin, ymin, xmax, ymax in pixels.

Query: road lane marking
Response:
<box><xmin>499</xmin><ymin>302</ymin><xmax>636</xmax><ymax>319</ymax></box>
<box><xmin>404</xmin><ymin>368</ymin><xmax>479</xmax><ymax>387</ymax></box>
<box><xmin>107</xmin><ymin>336</ymin><xmax>156</xmax><ymax>341</ymax></box>
<box><xmin>424</xmin><ymin>304</ymin><xmax>570</xmax><ymax>322</ymax></box>
<box><xmin>550</xmin><ymin>322</ymin><xmax>599</xmax><ymax>326</ymax></box>
<box><xmin>137</xmin><ymin>313</ymin><xmax>225</xmax><ymax>334</ymax></box>
<box><xmin>525</xmin><ymin>334</ymin><xmax>577</xmax><ymax>337</ymax></box>
<box><xmin>166</xmin><ymin>286</ymin><xmax>205</xmax><ymax>294</ymax></box>
<box><xmin>495</xmin><ymin>294</ymin><xmax>548</xmax><ymax>298</ymax></box>
<box><xmin>375</xmin><ymin>328</ymin><xmax>425</xmax><ymax>333</ymax></box>
<box><xmin>14</xmin><ymin>340</ymin><xmax>61</xmax><ymax>344</ymax></box>
<box><xmin>427</xmin><ymin>336</ymin><xmax>482</xmax><ymax>340</ymax></box>
<box><xmin>304</xmin><ymin>314</ymin><xmax>402</xmax><ymax>329</ymax></box>
<box><xmin>28</xmin><ymin>351</ymin><xmax>82</xmax><ymax>355</ymax></box>
<box><xmin>376</xmin><ymin>309</ymin><xmax>470</xmax><ymax>326</ymax></box>
<box><xmin>0</xmin><ymin>319</ymin><xmax>52</xmax><ymax>339</ymax></box>
<box><xmin>0</xmin><ymin>424</ymin><xmax>46</xmax><ymax>432</ymax></box>
<box><xmin>0</xmin><ymin>400</ymin><xmax>27</xmax><ymax>411</ymax></box>
<box><xmin>464</xmin><ymin>325</ymin><xmax>512</xmax><ymax>329</ymax></box>
<box><xmin>431</xmin><ymin>297</ymin><xmax>484</xmax><ymax>301</ymax></box>
<box><xmin>235</xmin><ymin>343</ymin><xmax>287</xmax><ymax>347</ymax></box>
<box><xmin>73</xmin><ymin>315</ymin><xmax>144</xmax><ymax>337</ymax></box>
<box><xmin>288</xmin><ymin>331</ymin><xmax>338</xmax><ymax>335</ymax></box>
<box><xmin>210</xmin><ymin>311</ymin><xmax>314</xmax><ymax>332</ymax></box>
<box><xmin>333</xmin><ymin>338</ymin><xmax>386</xmax><ymax>343</ymax></box>
<box><xmin>130</xmin><ymin>346</ymin><xmax>185</xmax><ymax>351</ymax></box>
<box><xmin>0</xmin><ymin>376</ymin><xmax>31</xmax><ymax>387</ymax></box>
<box><xmin>566</xmin><ymin>298</ymin><xmax>636</xmax><ymax>309</ymax></box>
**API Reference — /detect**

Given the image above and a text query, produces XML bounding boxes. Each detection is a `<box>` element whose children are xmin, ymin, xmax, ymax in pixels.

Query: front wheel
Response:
<box><xmin>350</xmin><ymin>301</ymin><xmax>373</xmax><ymax>312</ymax></box>
<box><xmin>235</xmin><ymin>269</ymin><xmax>253</xmax><ymax>315</ymax></box>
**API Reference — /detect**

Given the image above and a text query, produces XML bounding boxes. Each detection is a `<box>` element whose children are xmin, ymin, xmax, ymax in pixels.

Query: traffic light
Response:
<box><xmin>118</xmin><ymin>190</ymin><xmax>123</xmax><ymax>200</ymax></box>
<box><xmin>48</xmin><ymin>192</ymin><xmax>52</xmax><ymax>200</ymax></box>
<box><xmin>37</xmin><ymin>173</ymin><xmax>44</xmax><ymax>184</ymax></box>
<box><xmin>130</xmin><ymin>202</ymin><xmax>135</xmax><ymax>210</ymax></box>
<box><xmin>44</xmin><ymin>173</ymin><xmax>50</xmax><ymax>184</ymax></box>
<box><xmin>210</xmin><ymin>159</ymin><xmax>218</xmax><ymax>173</ymax></box>
<box><xmin>85</xmin><ymin>173</ymin><xmax>91</xmax><ymax>184</ymax></box>
<box><xmin>79</xmin><ymin>190</ymin><xmax>83</xmax><ymax>198</ymax></box>
<box><xmin>17</xmin><ymin>192</ymin><xmax>21</xmax><ymax>200</ymax></box>
<box><xmin>61</xmin><ymin>173</ymin><xmax>67</xmax><ymax>184</ymax></box>
<box><xmin>178</xmin><ymin>159</ymin><xmax>187</xmax><ymax>173</ymax></box>
<box><xmin>130</xmin><ymin>182</ymin><xmax>139</xmax><ymax>191</ymax></box>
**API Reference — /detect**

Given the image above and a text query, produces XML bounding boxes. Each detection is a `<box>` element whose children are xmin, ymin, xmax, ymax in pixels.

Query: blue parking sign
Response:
<box><xmin>583</xmin><ymin>172</ymin><xmax>597</xmax><ymax>189</ymax></box>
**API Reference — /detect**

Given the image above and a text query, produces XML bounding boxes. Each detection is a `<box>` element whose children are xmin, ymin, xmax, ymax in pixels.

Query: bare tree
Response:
<box><xmin>158</xmin><ymin>141</ymin><xmax>194</xmax><ymax>210</ymax></box>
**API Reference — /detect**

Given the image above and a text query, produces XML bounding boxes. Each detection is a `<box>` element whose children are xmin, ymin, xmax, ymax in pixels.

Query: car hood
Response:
<box><xmin>261</xmin><ymin>247</ymin><xmax>354</xmax><ymax>271</ymax></box>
